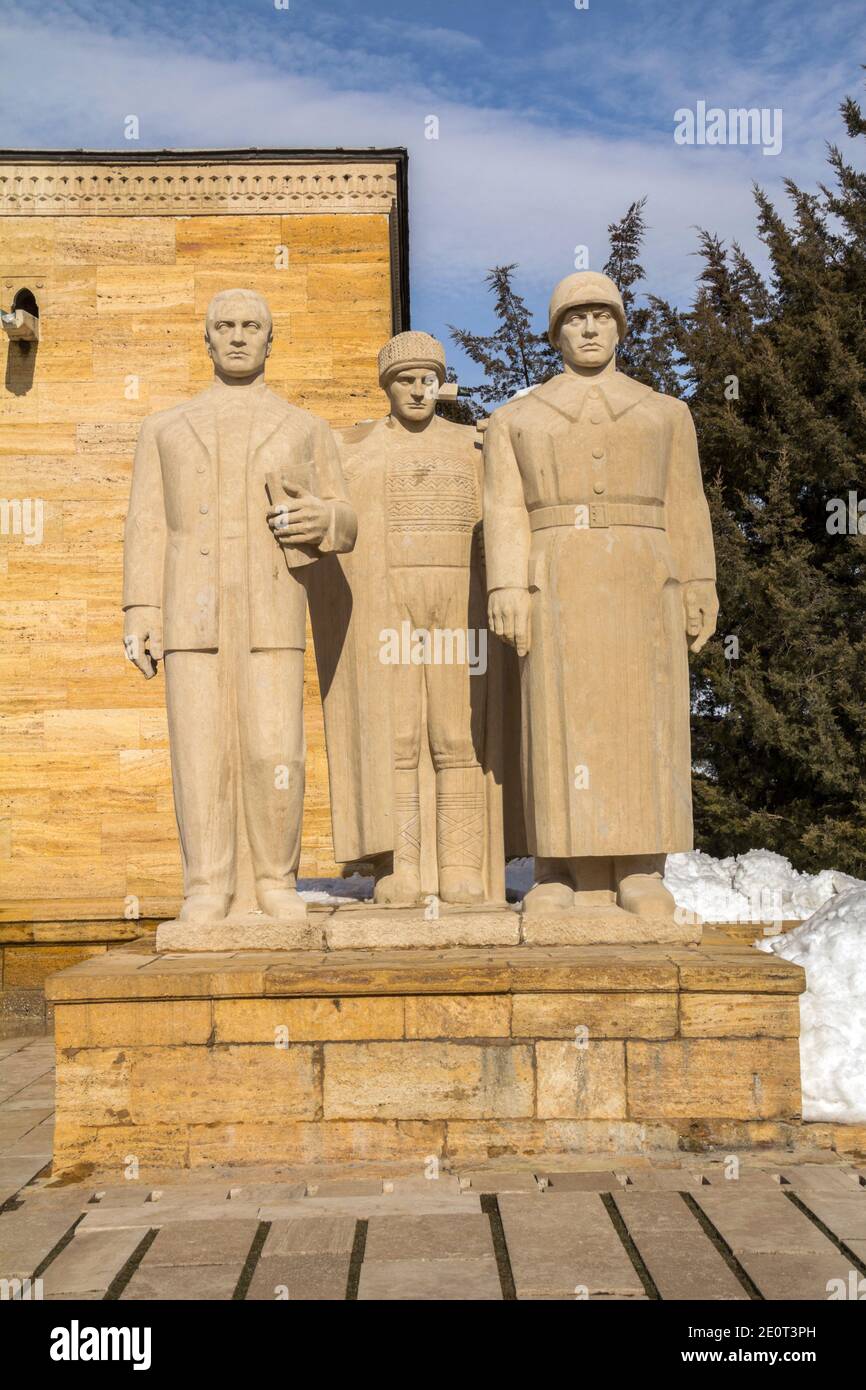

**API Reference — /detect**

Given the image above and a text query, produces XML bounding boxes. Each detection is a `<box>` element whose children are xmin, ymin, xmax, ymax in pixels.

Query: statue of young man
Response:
<box><xmin>123</xmin><ymin>289</ymin><xmax>356</xmax><ymax>933</ymax></box>
<box><xmin>309</xmin><ymin>331</ymin><xmax>524</xmax><ymax>908</ymax></box>
<box><xmin>483</xmin><ymin>271</ymin><xmax>718</xmax><ymax>918</ymax></box>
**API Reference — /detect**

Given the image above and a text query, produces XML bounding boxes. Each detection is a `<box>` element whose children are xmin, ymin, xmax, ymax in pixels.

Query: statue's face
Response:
<box><xmin>558</xmin><ymin>302</ymin><xmax>619</xmax><ymax>370</ymax></box>
<box><xmin>205</xmin><ymin>294</ymin><xmax>272</xmax><ymax>377</ymax></box>
<box><xmin>386</xmin><ymin>365</ymin><xmax>440</xmax><ymax>425</ymax></box>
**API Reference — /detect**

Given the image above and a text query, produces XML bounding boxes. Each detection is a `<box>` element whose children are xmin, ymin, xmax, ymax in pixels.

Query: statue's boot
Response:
<box><xmin>616</xmin><ymin>872</ymin><xmax>676</xmax><ymax>919</ymax></box>
<box><xmin>522</xmin><ymin>857</ymin><xmax>575</xmax><ymax>915</ymax></box>
<box><xmin>374</xmin><ymin>769</ymin><xmax>423</xmax><ymax>906</ymax></box>
<box><xmin>258</xmin><ymin>886</ymin><xmax>308</xmax><ymax>922</ymax></box>
<box><xmin>178</xmin><ymin>892</ymin><xmax>230</xmax><ymax>923</ymax></box>
<box><xmin>436</xmin><ymin>767</ymin><xmax>485</xmax><ymax>905</ymax></box>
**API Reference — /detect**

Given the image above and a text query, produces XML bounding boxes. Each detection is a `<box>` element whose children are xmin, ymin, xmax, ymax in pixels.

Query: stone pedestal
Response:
<box><xmin>45</xmin><ymin>920</ymin><xmax>805</xmax><ymax>1175</ymax></box>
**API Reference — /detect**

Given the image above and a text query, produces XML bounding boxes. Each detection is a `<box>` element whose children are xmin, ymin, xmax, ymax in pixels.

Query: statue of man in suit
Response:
<box><xmin>122</xmin><ymin>289</ymin><xmax>356</xmax><ymax>934</ymax></box>
<box><xmin>484</xmin><ymin>271</ymin><xmax>718</xmax><ymax>919</ymax></box>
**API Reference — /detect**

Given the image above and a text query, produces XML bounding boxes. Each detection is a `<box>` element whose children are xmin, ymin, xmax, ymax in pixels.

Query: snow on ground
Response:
<box><xmin>757</xmin><ymin>888</ymin><xmax>866</xmax><ymax>1124</ymax></box>
<box><xmin>664</xmin><ymin>848</ymin><xmax>865</xmax><ymax>925</ymax></box>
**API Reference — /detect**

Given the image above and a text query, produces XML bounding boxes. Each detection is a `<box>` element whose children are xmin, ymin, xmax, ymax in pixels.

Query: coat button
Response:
<box><xmin>592</xmin><ymin>446</ymin><xmax>604</xmax><ymax>459</ymax></box>
<box><xmin>593</xmin><ymin>481</ymin><xmax>605</xmax><ymax>494</ymax></box>
<box><xmin>196</xmin><ymin>464</ymin><xmax>206</xmax><ymax>474</ymax></box>
<box><xmin>199</xmin><ymin>504</ymin><xmax>209</xmax><ymax>514</ymax></box>
<box><xmin>200</xmin><ymin>546</ymin><xmax>210</xmax><ymax>556</ymax></box>
<box><xmin>590</xmin><ymin>413</ymin><xmax>604</xmax><ymax>425</ymax></box>
<box><xmin>588</xmin><ymin>387</ymin><xmax>601</xmax><ymax>398</ymax></box>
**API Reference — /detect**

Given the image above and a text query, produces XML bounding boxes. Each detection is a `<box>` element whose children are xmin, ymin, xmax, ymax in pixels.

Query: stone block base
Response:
<box><xmin>156</xmin><ymin>911</ymin><xmax>318</xmax><ymax>953</ymax></box>
<box><xmin>45</xmin><ymin>931</ymin><xmax>806</xmax><ymax>1175</ymax></box>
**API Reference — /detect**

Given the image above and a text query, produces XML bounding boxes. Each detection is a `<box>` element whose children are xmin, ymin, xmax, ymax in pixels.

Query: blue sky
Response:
<box><xmin>1</xmin><ymin>0</ymin><xmax>864</xmax><ymax>385</ymax></box>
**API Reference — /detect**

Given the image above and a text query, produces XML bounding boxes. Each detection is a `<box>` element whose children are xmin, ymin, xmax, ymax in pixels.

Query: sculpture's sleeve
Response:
<box><xmin>122</xmin><ymin>415</ymin><xmax>166</xmax><ymax>610</ymax></box>
<box><xmin>483</xmin><ymin>409</ymin><xmax>531</xmax><ymax>591</ymax></box>
<box><xmin>313</xmin><ymin>419</ymin><xmax>358</xmax><ymax>555</ymax></box>
<box><xmin>665</xmin><ymin>400</ymin><xmax>716</xmax><ymax>583</ymax></box>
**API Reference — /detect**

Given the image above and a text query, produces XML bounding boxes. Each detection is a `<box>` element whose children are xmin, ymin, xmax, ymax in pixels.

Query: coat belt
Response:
<box><xmin>528</xmin><ymin>499</ymin><xmax>665</xmax><ymax>531</ymax></box>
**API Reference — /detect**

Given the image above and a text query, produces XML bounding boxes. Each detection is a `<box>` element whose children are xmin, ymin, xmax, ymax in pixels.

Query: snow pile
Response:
<box><xmin>757</xmin><ymin>888</ymin><xmax>866</xmax><ymax>1123</ymax></box>
<box><xmin>665</xmin><ymin>848</ymin><xmax>864</xmax><ymax>925</ymax></box>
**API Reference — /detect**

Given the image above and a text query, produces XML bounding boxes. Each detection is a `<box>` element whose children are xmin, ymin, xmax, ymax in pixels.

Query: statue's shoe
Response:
<box><xmin>439</xmin><ymin>867</ymin><xmax>485</xmax><ymax>905</ymax></box>
<box><xmin>178</xmin><ymin>893</ymin><xmax>230</xmax><ymax>924</ymax></box>
<box><xmin>616</xmin><ymin>873</ymin><xmax>676</xmax><ymax>919</ymax></box>
<box><xmin>374</xmin><ymin>866</ymin><xmax>423</xmax><ymax>907</ymax></box>
<box><xmin>258</xmin><ymin>887</ymin><xmax>308</xmax><ymax>922</ymax></box>
<box><xmin>522</xmin><ymin>880</ymin><xmax>575</xmax><ymax>915</ymax></box>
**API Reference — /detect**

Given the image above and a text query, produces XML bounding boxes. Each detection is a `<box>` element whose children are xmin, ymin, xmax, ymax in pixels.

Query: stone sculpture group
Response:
<box><xmin>122</xmin><ymin>274</ymin><xmax>718</xmax><ymax>945</ymax></box>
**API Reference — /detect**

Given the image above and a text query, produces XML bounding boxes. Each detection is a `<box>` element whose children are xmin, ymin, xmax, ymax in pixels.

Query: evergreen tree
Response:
<box><xmin>650</xmin><ymin>71</ymin><xmax>866</xmax><ymax>873</ymax></box>
<box><xmin>445</xmin><ymin>69</ymin><xmax>866</xmax><ymax>874</ymax></box>
<box><xmin>448</xmin><ymin>265</ymin><xmax>559</xmax><ymax>409</ymax></box>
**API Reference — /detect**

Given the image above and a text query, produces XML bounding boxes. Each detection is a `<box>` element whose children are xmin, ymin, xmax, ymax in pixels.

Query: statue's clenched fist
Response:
<box><xmin>683</xmin><ymin>579</ymin><xmax>719</xmax><ymax>653</ymax></box>
<box><xmin>488</xmin><ymin>586</ymin><xmax>532</xmax><ymax>657</ymax></box>
<box><xmin>123</xmin><ymin>605</ymin><xmax>163</xmax><ymax>679</ymax></box>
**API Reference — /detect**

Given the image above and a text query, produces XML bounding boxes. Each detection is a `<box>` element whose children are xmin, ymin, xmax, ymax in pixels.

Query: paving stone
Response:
<box><xmin>694</xmin><ymin>1189</ymin><xmax>838</xmax><ymax>1255</ymax></box>
<box><xmin>791</xmin><ymin>1194</ymin><xmax>866</xmax><ymax>1242</ymax></box>
<box><xmin>40</xmin><ymin>1227</ymin><xmax>147</xmax><ymax>1297</ymax></box>
<box><xmin>523</xmin><ymin>1288</ymin><xmax>649</xmax><ymax>1301</ymax></box>
<box><xmin>460</xmin><ymin>1171</ymin><xmax>540</xmax><ymax>1193</ymax></box>
<box><xmin>498</xmin><ymin>1192</ymin><xmax>644</xmax><ymax>1298</ymax></box>
<box><xmin>78</xmin><ymin>1200</ymin><xmax>261</xmax><ymax>1230</ymax></box>
<box><xmin>614</xmin><ymin>1193</ymin><xmax>747</xmax><ymax>1300</ymax></box>
<box><xmin>262</xmin><ymin>1217</ymin><xmax>357</xmax><ymax>1257</ymax></box>
<box><xmin>141</xmin><ymin>1219</ymin><xmax>259</xmax><ymax>1267</ymax></box>
<box><xmin>742</xmin><ymin>1249</ymin><xmax>859</xmax><ymax>1301</ymax></box>
<box><xmin>220</xmin><ymin>1182</ymin><xmax>306</xmax><ymax>1204</ymax></box>
<box><xmin>701</xmin><ymin>1169</ymin><xmax>790</xmax><ymax>1192</ymax></box>
<box><xmin>0</xmin><ymin>1110</ymin><xmax>54</xmax><ymax>1148</ymax></box>
<box><xmin>304</xmin><ymin>1178</ymin><xmax>383</xmax><ymax>1197</ymax></box>
<box><xmin>542</xmin><ymin>1171</ymin><xmax>621</xmax><ymax>1192</ymax></box>
<box><xmin>616</xmin><ymin>1170</ymin><xmax>706</xmax><ymax>1191</ymax></box>
<box><xmin>381</xmin><ymin>1175</ymin><xmax>463</xmax><ymax>1195</ymax></box>
<box><xmin>0</xmin><ymin>1206</ymin><xmax>80</xmax><ymax>1280</ymax></box>
<box><xmin>0</xmin><ymin>1155</ymin><xmax>48</xmax><ymax>1204</ymax></box>
<box><xmin>364</xmin><ymin>1214</ymin><xmax>494</xmax><ymax>1262</ymax></box>
<box><xmin>358</xmin><ymin>1257</ymin><xmax>501</xmax><ymax>1301</ymax></box>
<box><xmin>246</xmin><ymin>1253</ymin><xmax>351</xmax><ymax>1300</ymax></box>
<box><xmin>778</xmin><ymin>1165</ymin><xmax>862</xmax><ymax>1196</ymax></box>
<box><xmin>121</xmin><ymin>1263</ymin><xmax>242</xmax><ymax>1301</ymax></box>
<box><xmin>259</xmin><ymin>1194</ymin><xmax>479</xmax><ymax>1221</ymax></box>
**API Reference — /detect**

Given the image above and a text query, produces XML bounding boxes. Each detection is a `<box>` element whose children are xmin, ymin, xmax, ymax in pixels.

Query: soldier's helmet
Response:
<box><xmin>548</xmin><ymin>272</ymin><xmax>627</xmax><ymax>347</ymax></box>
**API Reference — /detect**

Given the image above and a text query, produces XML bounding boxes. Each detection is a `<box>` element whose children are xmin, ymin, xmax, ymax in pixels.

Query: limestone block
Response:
<box><xmin>3</xmin><ymin>943</ymin><xmax>106</xmax><ymax>988</ymax></box>
<box><xmin>54</xmin><ymin>1047</ymin><xmax>132</xmax><ymax>1127</ymax></box>
<box><xmin>212</xmin><ymin>995</ymin><xmax>404</xmax><ymax>1043</ymax></box>
<box><xmin>680</xmin><ymin>992</ymin><xmax>800</xmax><ymax>1038</ymax></box>
<box><xmin>54</xmin><ymin>999</ymin><xmax>212</xmax><ymax>1049</ymax></box>
<box><xmin>323</xmin><ymin>1041</ymin><xmax>534</xmax><ymax>1120</ymax></box>
<box><xmin>521</xmin><ymin>908</ymin><xmax>700</xmax><ymax>947</ymax></box>
<box><xmin>127</xmin><ymin>1044</ymin><xmax>318</xmax><ymax>1124</ymax></box>
<box><xmin>325</xmin><ymin>910</ymin><xmax>520</xmax><ymax>952</ymax></box>
<box><xmin>512</xmin><ymin>991</ymin><xmax>676</xmax><ymax>1040</ymax></box>
<box><xmin>54</xmin><ymin>217</ymin><xmax>177</xmax><ymax>265</ymax></box>
<box><xmin>535</xmin><ymin>1041</ymin><xmax>627</xmax><ymax>1119</ymax></box>
<box><xmin>186</xmin><ymin>1119</ymin><xmax>446</xmax><ymax>1169</ymax></box>
<box><xmin>404</xmin><ymin>994</ymin><xmax>511</xmax><ymax>1039</ymax></box>
<box><xmin>627</xmin><ymin>1039</ymin><xmax>802</xmax><ymax>1119</ymax></box>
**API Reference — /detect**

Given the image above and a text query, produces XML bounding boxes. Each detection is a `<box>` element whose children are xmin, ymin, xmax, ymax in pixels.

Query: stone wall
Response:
<box><xmin>0</xmin><ymin>154</ymin><xmax>405</xmax><ymax>938</ymax></box>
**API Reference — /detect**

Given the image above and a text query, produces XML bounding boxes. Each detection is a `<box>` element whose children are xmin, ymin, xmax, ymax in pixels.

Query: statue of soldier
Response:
<box><xmin>483</xmin><ymin>271</ymin><xmax>718</xmax><ymax>918</ymax></box>
<box><xmin>123</xmin><ymin>289</ymin><xmax>356</xmax><ymax>933</ymax></box>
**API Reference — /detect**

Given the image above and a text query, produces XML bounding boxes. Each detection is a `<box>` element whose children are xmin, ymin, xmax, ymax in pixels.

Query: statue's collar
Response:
<box><xmin>531</xmin><ymin>370</ymin><xmax>650</xmax><ymax>422</ymax></box>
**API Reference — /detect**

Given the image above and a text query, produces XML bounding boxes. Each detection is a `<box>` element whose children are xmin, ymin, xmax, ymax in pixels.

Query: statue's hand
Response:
<box><xmin>123</xmin><ymin>605</ymin><xmax>163</xmax><ymax>679</ymax></box>
<box><xmin>267</xmin><ymin>481</ymin><xmax>330</xmax><ymax>548</ymax></box>
<box><xmin>683</xmin><ymin>579</ymin><xmax>719</xmax><ymax>653</ymax></box>
<box><xmin>488</xmin><ymin>587</ymin><xmax>531</xmax><ymax>657</ymax></box>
